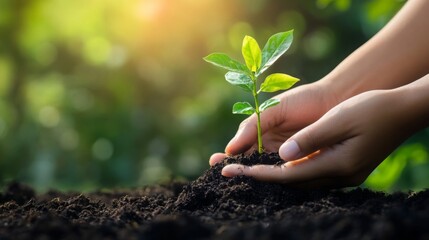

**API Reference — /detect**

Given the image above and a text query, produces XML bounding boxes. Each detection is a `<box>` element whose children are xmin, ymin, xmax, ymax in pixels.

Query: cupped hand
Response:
<box><xmin>222</xmin><ymin>89</ymin><xmax>415</xmax><ymax>188</ymax></box>
<box><xmin>209</xmin><ymin>81</ymin><xmax>335</xmax><ymax>166</ymax></box>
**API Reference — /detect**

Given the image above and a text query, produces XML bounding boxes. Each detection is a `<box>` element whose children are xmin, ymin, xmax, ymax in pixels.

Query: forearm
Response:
<box><xmin>322</xmin><ymin>0</ymin><xmax>429</xmax><ymax>103</ymax></box>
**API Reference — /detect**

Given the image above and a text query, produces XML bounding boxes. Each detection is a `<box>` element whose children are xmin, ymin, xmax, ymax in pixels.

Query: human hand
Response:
<box><xmin>209</xmin><ymin>81</ymin><xmax>335</xmax><ymax>166</ymax></box>
<box><xmin>222</xmin><ymin>89</ymin><xmax>415</xmax><ymax>188</ymax></box>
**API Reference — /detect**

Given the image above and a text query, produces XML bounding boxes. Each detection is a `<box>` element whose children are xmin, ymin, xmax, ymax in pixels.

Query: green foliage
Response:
<box><xmin>364</xmin><ymin>143</ymin><xmax>429</xmax><ymax>191</ymax></box>
<box><xmin>205</xmin><ymin>31</ymin><xmax>299</xmax><ymax>153</ymax></box>
<box><xmin>225</xmin><ymin>72</ymin><xmax>254</xmax><ymax>92</ymax></box>
<box><xmin>258</xmin><ymin>30</ymin><xmax>294</xmax><ymax>76</ymax></box>
<box><xmin>259</xmin><ymin>98</ymin><xmax>280</xmax><ymax>112</ymax></box>
<box><xmin>203</xmin><ymin>53</ymin><xmax>249</xmax><ymax>75</ymax></box>
<box><xmin>232</xmin><ymin>102</ymin><xmax>255</xmax><ymax>115</ymax></box>
<box><xmin>242</xmin><ymin>36</ymin><xmax>261</xmax><ymax>72</ymax></box>
<box><xmin>1</xmin><ymin>0</ymin><xmax>423</xmax><ymax>192</ymax></box>
<box><xmin>317</xmin><ymin>0</ymin><xmax>351</xmax><ymax>12</ymax></box>
<box><xmin>259</xmin><ymin>99</ymin><xmax>280</xmax><ymax>112</ymax></box>
<box><xmin>260</xmin><ymin>73</ymin><xmax>299</xmax><ymax>93</ymax></box>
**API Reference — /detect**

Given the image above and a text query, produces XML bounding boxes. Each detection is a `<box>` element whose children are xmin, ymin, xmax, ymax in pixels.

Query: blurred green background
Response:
<box><xmin>1</xmin><ymin>0</ymin><xmax>428</xmax><ymax>192</ymax></box>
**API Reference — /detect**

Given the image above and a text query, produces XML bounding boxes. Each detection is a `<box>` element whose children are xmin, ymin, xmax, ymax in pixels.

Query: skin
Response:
<box><xmin>209</xmin><ymin>0</ymin><xmax>429</xmax><ymax>188</ymax></box>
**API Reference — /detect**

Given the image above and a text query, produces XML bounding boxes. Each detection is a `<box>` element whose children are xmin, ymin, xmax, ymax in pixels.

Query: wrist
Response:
<box><xmin>398</xmin><ymin>74</ymin><xmax>429</xmax><ymax>131</ymax></box>
<box><xmin>318</xmin><ymin>65</ymin><xmax>380</xmax><ymax>105</ymax></box>
<box><xmin>313</xmin><ymin>76</ymin><xmax>347</xmax><ymax>109</ymax></box>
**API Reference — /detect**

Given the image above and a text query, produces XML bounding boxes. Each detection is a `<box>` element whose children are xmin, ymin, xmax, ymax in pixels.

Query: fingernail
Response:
<box><xmin>222</xmin><ymin>164</ymin><xmax>243</xmax><ymax>177</ymax></box>
<box><xmin>279</xmin><ymin>140</ymin><xmax>301</xmax><ymax>160</ymax></box>
<box><xmin>226</xmin><ymin>136</ymin><xmax>237</xmax><ymax>150</ymax></box>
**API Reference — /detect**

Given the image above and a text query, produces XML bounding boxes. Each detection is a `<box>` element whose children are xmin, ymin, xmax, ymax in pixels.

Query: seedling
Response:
<box><xmin>204</xmin><ymin>30</ymin><xmax>299</xmax><ymax>154</ymax></box>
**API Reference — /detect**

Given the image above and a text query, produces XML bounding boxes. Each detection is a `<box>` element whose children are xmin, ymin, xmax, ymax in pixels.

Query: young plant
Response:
<box><xmin>204</xmin><ymin>30</ymin><xmax>299</xmax><ymax>154</ymax></box>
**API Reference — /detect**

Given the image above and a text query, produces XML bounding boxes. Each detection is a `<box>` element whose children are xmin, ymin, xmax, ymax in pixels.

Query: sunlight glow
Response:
<box><xmin>136</xmin><ymin>0</ymin><xmax>165</xmax><ymax>21</ymax></box>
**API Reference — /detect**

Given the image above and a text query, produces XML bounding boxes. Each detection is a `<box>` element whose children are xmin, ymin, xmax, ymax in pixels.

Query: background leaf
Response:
<box><xmin>204</xmin><ymin>53</ymin><xmax>249</xmax><ymax>74</ymax></box>
<box><xmin>259</xmin><ymin>98</ymin><xmax>280</xmax><ymax>112</ymax></box>
<box><xmin>225</xmin><ymin>72</ymin><xmax>254</xmax><ymax>92</ymax></box>
<box><xmin>257</xmin><ymin>31</ymin><xmax>294</xmax><ymax>76</ymax></box>
<box><xmin>242</xmin><ymin>36</ymin><xmax>261</xmax><ymax>73</ymax></box>
<box><xmin>232</xmin><ymin>102</ymin><xmax>255</xmax><ymax>115</ymax></box>
<box><xmin>260</xmin><ymin>73</ymin><xmax>299</xmax><ymax>92</ymax></box>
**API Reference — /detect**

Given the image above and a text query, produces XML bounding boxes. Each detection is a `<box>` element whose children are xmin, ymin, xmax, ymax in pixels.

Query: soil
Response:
<box><xmin>1</xmin><ymin>152</ymin><xmax>429</xmax><ymax>240</ymax></box>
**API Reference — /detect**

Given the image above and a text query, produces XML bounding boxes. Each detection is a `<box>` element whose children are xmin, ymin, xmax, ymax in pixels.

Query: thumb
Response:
<box><xmin>225</xmin><ymin>115</ymin><xmax>257</xmax><ymax>155</ymax></box>
<box><xmin>279</xmin><ymin>108</ymin><xmax>350</xmax><ymax>161</ymax></box>
<box><xmin>226</xmin><ymin>104</ymin><xmax>279</xmax><ymax>155</ymax></box>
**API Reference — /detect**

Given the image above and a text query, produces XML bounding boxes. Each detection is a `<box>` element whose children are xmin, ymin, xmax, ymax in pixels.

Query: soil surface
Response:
<box><xmin>1</xmin><ymin>152</ymin><xmax>429</xmax><ymax>240</ymax></box>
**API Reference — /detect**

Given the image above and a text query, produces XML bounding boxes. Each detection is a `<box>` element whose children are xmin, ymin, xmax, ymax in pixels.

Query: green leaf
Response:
<box><xmin>259</xmin><ymin>98</ymin><xmax>280</xmax><ymax>112</ymax></box>
<box><xmin>242</xmin><ymin>35</ymin><xmax>261</xmax><ymax>73</ymax></box>
<box><xmin>232</xmin><ymin>102</ymin><xmax>255</xmax><ymax>115</ymax></box>
<box><xmin>260</xmin><ymin>73</ymin><xmax>299</xmax><ymax>93</ymax></box>
<box><xmin>225</xmin><ymin>71</ymin><xmax>254</xmax><ymax>92</ymax></box>
<box><xmin>257</xmin><ymin>30</ymin><xmax>294</xmax><ymax>76</ymax></box>
<box><xmin>203</xmin><ymin>53</ymin><xmax>249</xmax><ymax>74</ymax></box>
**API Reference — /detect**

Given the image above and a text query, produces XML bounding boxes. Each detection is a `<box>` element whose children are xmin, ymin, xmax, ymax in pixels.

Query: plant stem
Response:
<box><xmin>251</xmin><ymin>74</ymin><xmax>263</xmax><ymax>154</ymax></box>
<box><xmin>255</xmin><ymin>109</ymin><xmax>263</xmax><ymax>154</ymax></box>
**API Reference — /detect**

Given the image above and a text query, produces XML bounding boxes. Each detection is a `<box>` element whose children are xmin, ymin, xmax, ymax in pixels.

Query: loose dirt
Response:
<box><xmin>1</xmin><ymin>152</ymin><xmax>428</xmax><ymax>239</ymax></box>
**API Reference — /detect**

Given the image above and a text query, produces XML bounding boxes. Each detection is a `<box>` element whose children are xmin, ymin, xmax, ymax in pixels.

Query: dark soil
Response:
<box><xmin>1</xmin><ymin>152</ymin><xmax>429</xmax><ymax>240</ymax></box>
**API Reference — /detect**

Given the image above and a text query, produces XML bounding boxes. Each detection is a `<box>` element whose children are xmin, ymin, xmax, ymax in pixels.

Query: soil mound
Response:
<box><xmin>1</xmin><ymin>153</ymin><xmax>429</xmax><ymax>239</ymax></box>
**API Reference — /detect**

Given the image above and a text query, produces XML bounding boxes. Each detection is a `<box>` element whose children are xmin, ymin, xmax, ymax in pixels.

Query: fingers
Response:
<box><xmin>226</xmin><ymin>102</ymin><xmax>282</xmax><ymax>155</ymax></box>
<box><xmin>209</xmin><ymin>152</ymin><xmax>227</xmax><ymax>166</ymax></box>
<box><xmin>222</xmin><ymin>161</ymin><xmax>363</xmax><ymax>188</ymax></box>
<box><xmin>222</xmin><ymin>103</ymin><xmax>352</xmax><ymax>183</ymax></box>
<box><xmin>279</xmin><ymin>106</ymin><xmax>351</xmax><ymax>161</ymax></box>
<box><xmin>222</xmin><ymin>151</ymin><xmax>335</xmax><ymax>183</ymax></box>
<box><xmin>225</xmin><ymin>116</ymin><xmax>257</xmax><ymax>155</ymax></box>
<box><xmin>222</xmin><ymin>163</ymin><xmax>288</xmax><ymax>181</ymax></box>
<box><xmin>222</xmin><ymin>142</ymin><xmax>363</xmax><ymax>188</ymax></box>
<box><xmin>221</xmin><ymin>163</ymin><xmax>353</xmax><ymax>189</ymax></box>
